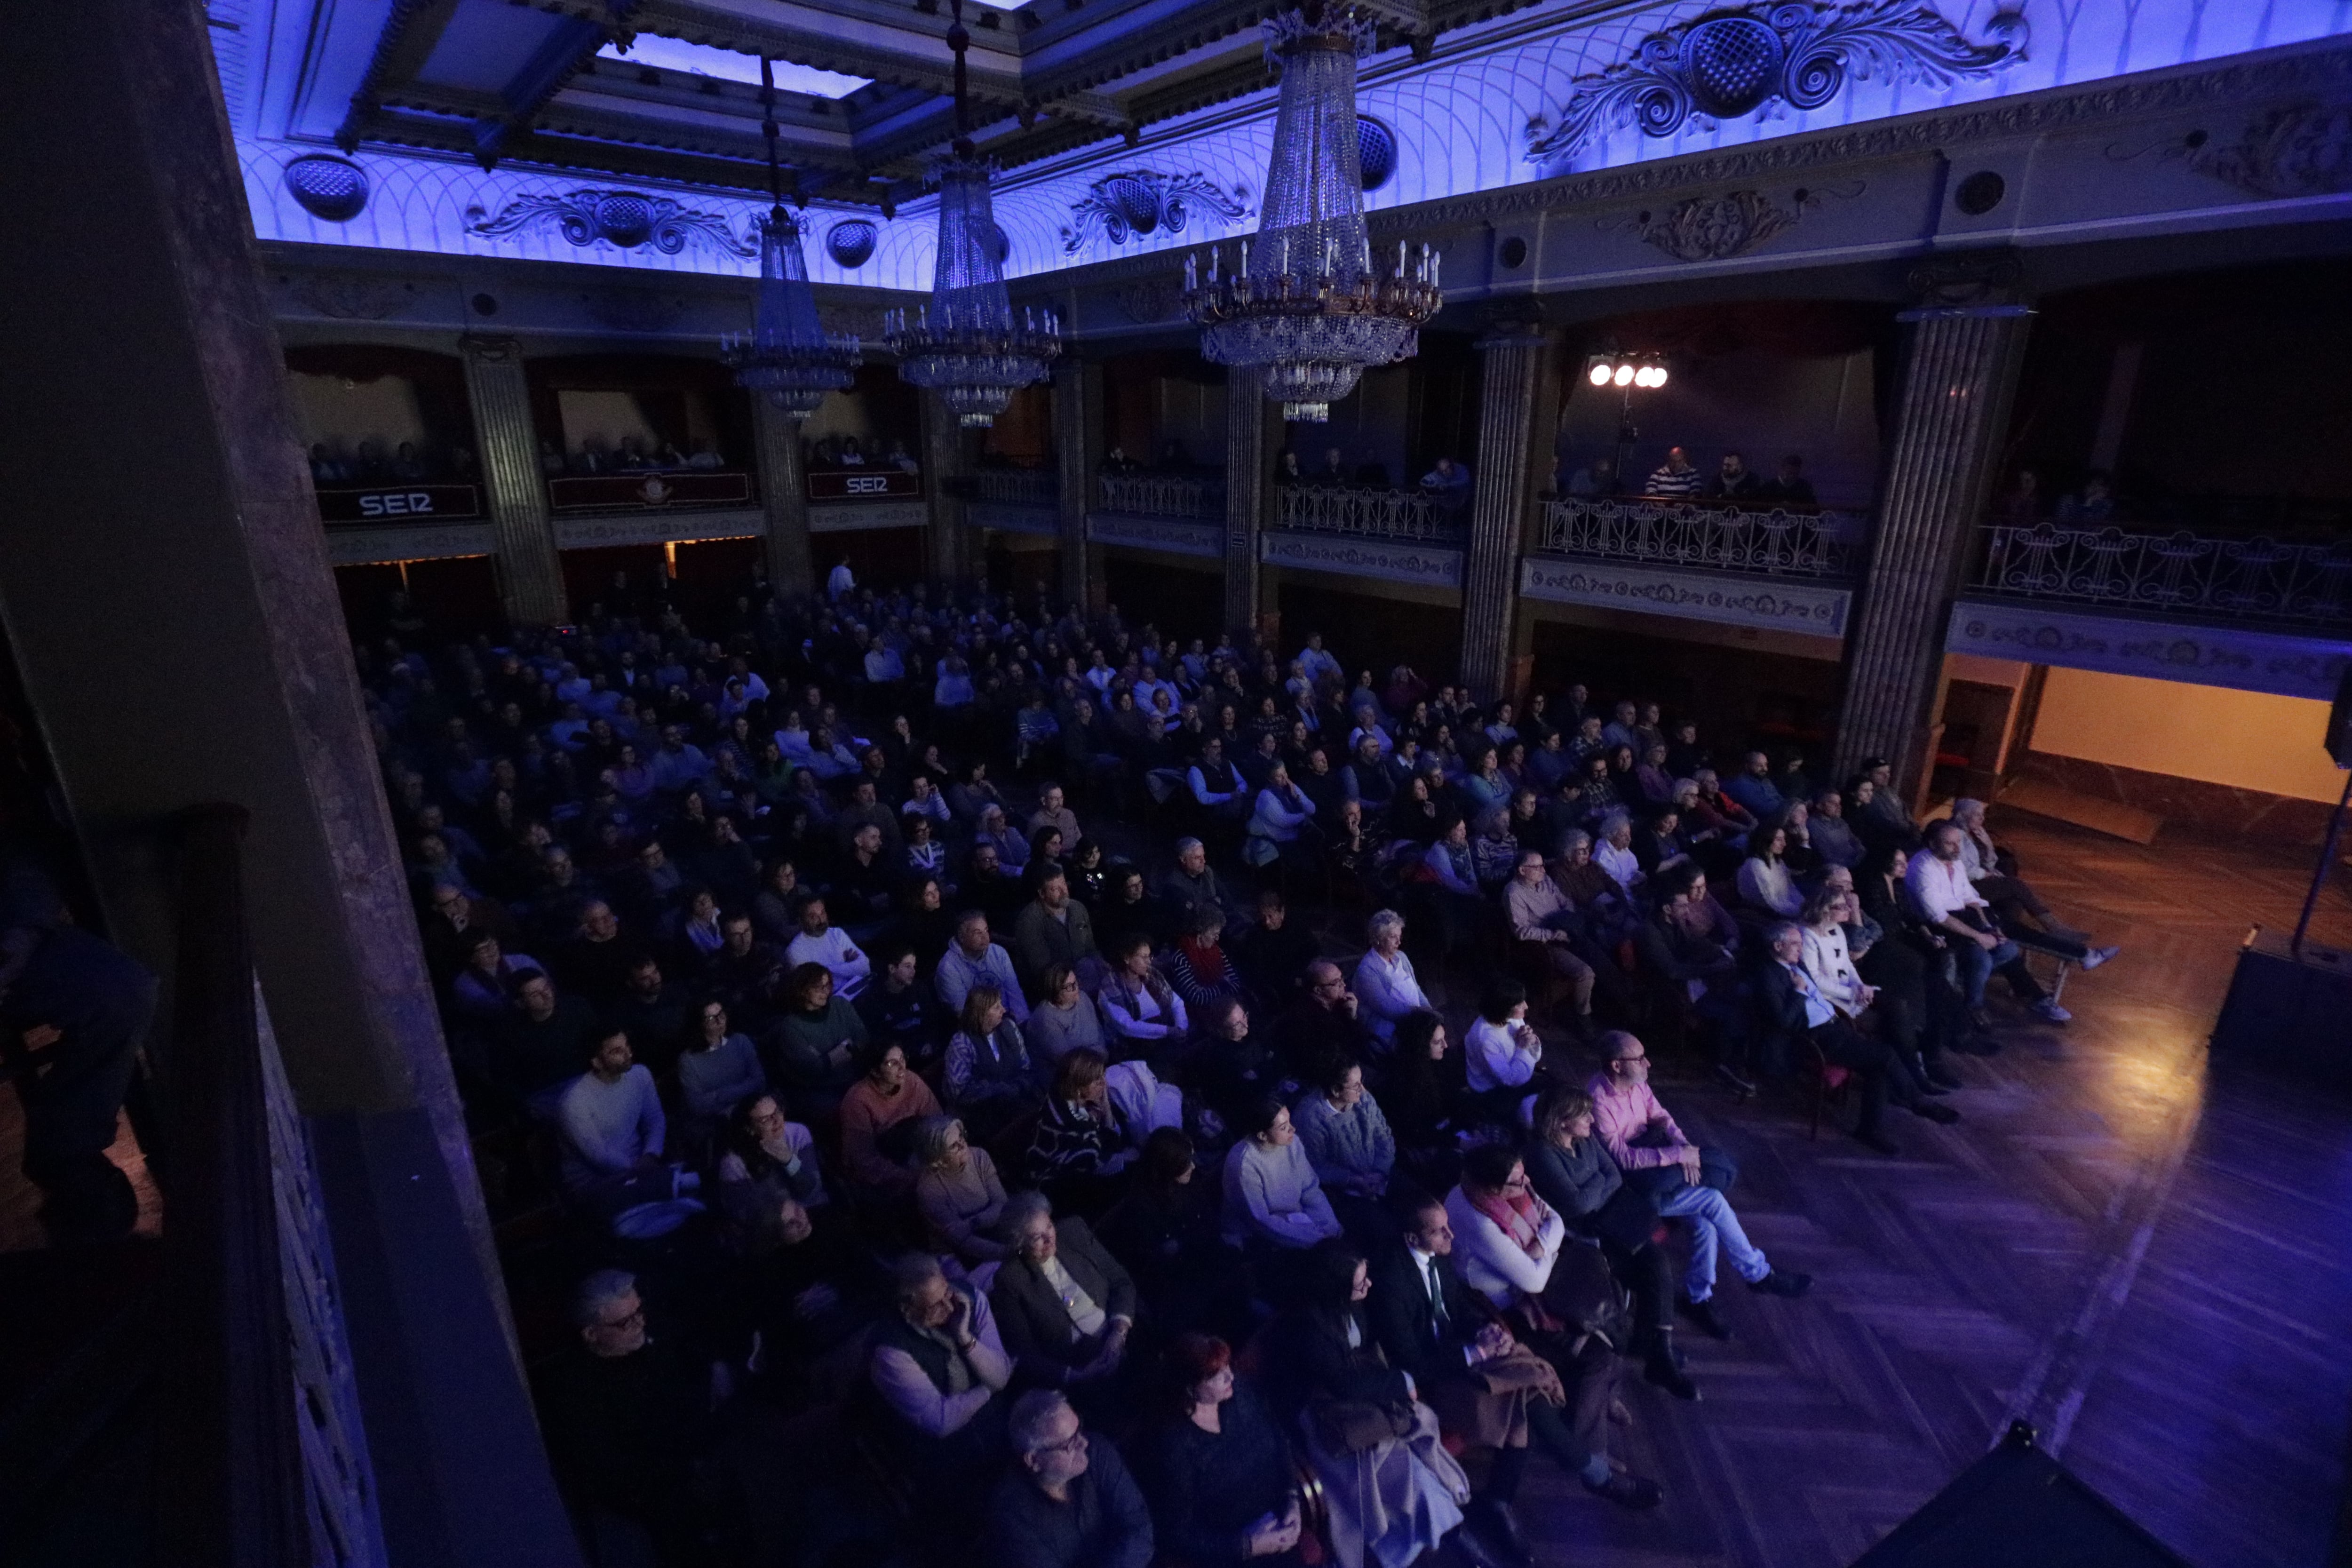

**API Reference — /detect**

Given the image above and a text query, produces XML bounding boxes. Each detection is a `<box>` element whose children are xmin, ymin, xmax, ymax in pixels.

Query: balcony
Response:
<box><xmin>1275</xmin><ymin>485</ymin><xmax>1465</xmax><ymax>544</ymax></box>
<box><xmin>316</xmin><ymin>481</ymin><xmax>482</xmax><ymax>524</ymax></box>
<box><xmin>1097</xmin><ymin>471</ymin><xmax>1225</xmax><ymax>520</ymax></box>
<box><xmin>1535</xmin><ymin>495</ymin><xmax>1865</xmax><ymax>579</ymax></box>
<box><xmin>547</xmin><ymin>468</ymin><xmax>756</xmax><ymax>513</ymax></box>
<box><xmin>965</xmin><ymin>467</ymin><xmax>1059</xmax><ymax>538</ymax></box>
<box><xmin>1968</xmin><ymin>522</ymin><xmax>2352</xmax><ymax>630</ymax></box>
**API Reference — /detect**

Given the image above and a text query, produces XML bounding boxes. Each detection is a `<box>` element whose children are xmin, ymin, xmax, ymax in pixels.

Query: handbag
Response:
<box><xmin>1309</xmin><ymin>1396</ymin><xmax>1414</xmax><ymax>1456</ymax></box>
<box><xmin>1537</xmin><ymin>1241</ymin><xmax>1633</xmax><ymax>1348</ymax></box>
<box><xmin>1469</xmin><ymin>1345</ymin><xmax>1565</xmax><ymax>1406</ymax></box>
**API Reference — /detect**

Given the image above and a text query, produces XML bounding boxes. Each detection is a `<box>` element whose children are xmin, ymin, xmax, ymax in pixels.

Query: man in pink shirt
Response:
<box><xmin>1587</xmin><ymin>1031</ymin><xmax>1811</xmax><ymax>1340</ymax></box>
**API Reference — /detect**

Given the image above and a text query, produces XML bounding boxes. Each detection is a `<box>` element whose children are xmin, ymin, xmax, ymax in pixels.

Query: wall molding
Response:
<box><xmin>1087</xmin><ymin>511</ymin><xmax>1223</xmax><ymax>559</ymax></box>
<box><xmin>323</xmin><ymin>521</ymin><xmax>497</xmax><ymax>565</ymax></box>
<box><xmin>1946</xmin><ymin>598</ymin><xmax>2352</xmax><ymax>702</ymax></box>
<box><xmin>969</xmin><ymin>502</ymin><xmax>1062</xmax><ymax>538</ymax></box>
<box><xmin>810</xmin><ymin>500</ymin><xmax>929</xmax><ymax>533</ymax></box>
<box><xmin>1520</xmin><ymin>555</ymin><xmax>1853</xmax><ymax>636</ymax></box>
<box><xmin>1263</xmin><ymin>530</ymin><xmax>1464</xmax><ymax>591</ymax></box>
<box><xmin>553</xmin><ymin>509</ymin><xmax>767</xmax><ymax>549</ymax></box>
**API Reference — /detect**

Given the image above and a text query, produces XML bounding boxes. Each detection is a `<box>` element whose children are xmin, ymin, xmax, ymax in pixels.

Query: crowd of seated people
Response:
<box><xmin>365</xmin><ymin>572</ymin><xmax>2123</xmax><ymax>1567</ymax></box>
<box><xmin>1556</xmin><ymin>448</ymin><xmax>1819</xmax><ymax>508</ymax></box>
<box><xmin>542</xmin><ymin>434</ymin><xmax>734</xmax><ymax>477</ymax></box>
<box><xmin>309</xmin><ymin>436</ymin><xmax>478</xmax><ymax>486</ymax></box>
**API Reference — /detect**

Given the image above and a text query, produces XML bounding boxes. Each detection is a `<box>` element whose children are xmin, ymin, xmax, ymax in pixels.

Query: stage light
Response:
<box><xmin>1613</xmin><ymin>364</ymin><xmax>1635</xmax><ymax>387</ymax></box>
<box><xmin>1649</xmin><ymin>366</ymin><xmax>1669</xmax><ymax>388</ymax></box>
<box><xmin>1589</xmin><ymin>362</ymin><xmax>1613</xmax><ymax>386</ymax></box>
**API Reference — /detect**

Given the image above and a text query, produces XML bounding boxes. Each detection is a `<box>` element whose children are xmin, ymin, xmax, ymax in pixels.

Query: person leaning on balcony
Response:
<box><xmin>1645</xmin><ymin>446</ymin><xmax>1703</xmax><ymax>499</ymax></box>
<box><xmin>1420</xmin><ymin>456</ymin><xmax>1472</xmax><ymax>511</ymax></box>
<box><xmin>1565</xmin><ymin>455</ymin><xmax>1619</xmax><ymax>497</ymax></box>
<box><xmin>1759</xmin><ymin>454</ymin><xmax>1816</xmax><ymax>506</ymax></box>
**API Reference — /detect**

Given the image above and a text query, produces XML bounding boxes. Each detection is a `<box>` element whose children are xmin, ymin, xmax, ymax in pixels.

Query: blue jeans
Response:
<box><xmin>1657</xmin><ymin>1182</ymin><xmax>1768</xmax><ymax>1301</ymax></box>
<box><xmin>1953</xmin><ymin>934</ymin><xmax>2042</xmax><ymax>1008</ymax></box>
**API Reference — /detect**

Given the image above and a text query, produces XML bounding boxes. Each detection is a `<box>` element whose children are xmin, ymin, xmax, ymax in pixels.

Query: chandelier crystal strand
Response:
<box><xmin>723</xmin><ymin>56</ymin><xmax>861</xmax><ymax>418</ymax></box>
<box><xmin>1187</xmin><ymin>6</ymin><xmax>1438</xmax><ymax>422</ymax></box>
<box><xmin>887</xmin><ymin>0</ymin><xmax>1061</xmax><ymax>427</ymax></box>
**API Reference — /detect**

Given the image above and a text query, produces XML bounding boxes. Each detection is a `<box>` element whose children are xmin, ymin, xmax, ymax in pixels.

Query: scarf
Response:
<box><xmin>1179</xmin><ymin>937</ymin><xmax>1228</xmax><ymax>988</ymax></box>
<box><xmin>1471</xmin><ymin>1183</ymin><xmax>1552</xmax><ymax>1261</ymax></box>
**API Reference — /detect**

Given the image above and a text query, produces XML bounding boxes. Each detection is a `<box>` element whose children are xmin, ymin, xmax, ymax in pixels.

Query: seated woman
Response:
<box><xmin>1261</xmin><ymin>1246</ymin><xmax>1475</xmax><ymax>1568</ymax></box>
<box><xmin>1098</xmin><ymin>932</ymin><xmax>1189</xmax><ymax>1069</ymax></box>
<box><xmin>1026</xmin><ymin>962</ymin><xmax>1108</xmax><ymax>1067</ymax></box>
<box><xmin>1143</xmin><ymin>1333</ymin><xmax>1305</xmax><ymax>1568</ymax></box>
<box><xmin>1735</xmin><ymin>820</ymin><xmax>1804</xmax><ymax>922</ymax></box>
<box><xmin>1220</xmin><ymin>1096</ymin><xmax>1343</xmax><ymax>1296</ymax></box>
<box><xmin>942</xmin><ymin>984</ymin><xmax>1037</xmax><ymax>1144</ymax></box>
<box><xmin>712</xmin><ymin>1091</ymin><xmax>827</xmax><ymax>1255</ymax></box>
<box><xmin>1379</xmin><ymin>1009</ymin><xmax>1470</xmax><ymax>1194</ymax></box>
<box><xmin>1026</xmin><ymin>1047</ymin><xmax>1134</xmax><ymax>1216</ymax></box>
<box><xmin>838</xmin><ymin>1038</ymin><xmax>941</xmax><ymax>1202</ymax></box>
<box><xmin>1291</xmin><ymin>1057</ymin><xmax>1396</xmax><ymax>1241</ymax></box>
<box><xmin>913</xmin><ymin>1114</ymin><xmax>1011</xmax><ymax>1268</ymax></box>
<box><xmin>675</xmin><ymin>998</ymin><xmax>767</xmax><ymax>1154</ymax></box>
<box><xmin>763</xmin><ymin>963</ymin><xmax>867</xmax><ymax>1121</ymax></box>
<box><xmin>988</xmin><ymin>1191</ymin><xmax>1139</xmax><ymax>1407</ymax></box>
<box><xmin>1522</xmin><ymin>1089</ymin><xmax>1690</xmax><ymax>1400</ymax></box>
<box><xmin>1168</xmin><ymin>910</ymin><xmax>1248</xmax><ymax>1013</ymax></box>
<box><xmin>1462</xmin><ymin>979</ymin><xmax>1547</xmax><ymax>1128</ymax></box>
<box><xmin>1100</xmin><ymin>1129</ymin><xmax>1255</xmax><ymax>1346</ymax></box>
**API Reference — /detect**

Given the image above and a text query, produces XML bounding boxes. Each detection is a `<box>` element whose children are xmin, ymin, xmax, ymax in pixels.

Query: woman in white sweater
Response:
<box><xmin>1798</xmin><ymin>884</ymin><xmax>1875</xmax><ymax>1020</ymax></box>
<box><xmin>1442</xmin><ymin>1144</ymin><xmax>1565</xmax><ymax>1313</ymax></box>
<box><xmin>1220</xmin><ymin>1096</ymin><xmax>1342</xmax><ymax>1252</ymax></box>
<box><xmin>1735</xmin><ymin>822</ymin><xmax>1802</xmax><ymax>919</ymax></box>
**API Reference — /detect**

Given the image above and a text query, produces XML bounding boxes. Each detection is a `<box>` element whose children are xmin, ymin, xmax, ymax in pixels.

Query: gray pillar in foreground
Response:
<box><xmin>1834</xmin><ymin>271</ymin><xmax>2033</xmax><ymax>798</ymax></box>
<box><xmin>1224</xmin><ymin>369</ymin><xmax>1268</xmax><ymax>637</ymax></box>
<box><xmin>750</xmin><ymin>394</ymin><xmax>816</xmax><ymax>597</ymax></box>
<box><xmin>1054</xmin><ymin>355</ymin><xmax>1104</xmax><ymax>611</ymax></box>
<box><xmin>1460</xmin><ymin>324</ymin><xmax>1553</xmax><ymax>703</ymax></box>
<box><xmin>461</xmin><ymin>334</ymin><xmax>568</xmax><ymax>626</ymax></box>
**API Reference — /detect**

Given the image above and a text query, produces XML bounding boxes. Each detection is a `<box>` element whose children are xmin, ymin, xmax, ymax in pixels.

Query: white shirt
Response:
<box><xmin>1905</xmin><ymin>850</ymin><xmax>1986</xmax><ymax>925</ymax></box>
<box><xmin>1464</xmin><ymin>1016</ymin><xmax>1541</xmax><ymax>1092</ymax></box>
<box><xmin>1595</xmin><ymin>839</ymin><xmax>1642</xmax><ymax>891</ymax></box>
<box><xmin>1353</xmin><ymin>947</ymin><xmax>1428</xmax><ymax>1044</ymax></box>
<box><xmin>1800</xmin><ymin>923</ymin><xmax>1869</xmax><ymax>1017</ymax></box>
<box><xmin>827</xmin><ymin>564</ymin><xmax>855</xmax><ymax>600</ymax></box>
<box><xmin>786</xmin><ymin>926</ymin><xmax>871</xmax><ymax>998</ymax></box>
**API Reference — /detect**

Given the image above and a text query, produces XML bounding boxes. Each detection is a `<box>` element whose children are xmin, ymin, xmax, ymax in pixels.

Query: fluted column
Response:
<box><xmin>459</xmin><ymin>334</ymin><xmax>567</xmax><ymax>626</ymax></box>
<box><xmin>1223</xmin><ymin>368</ymin><xmax>1268</xmax><ymax>637</ymax></box>
<box><xmin>1054</xmin><ymin>355</ymin><xmax>1104</xmax><ymax>611</ymax></box>
<box><xmin>1459</xmin><ymin>324</ymin><xmax>1556</xmax><ymax>702</ymax></box>
<box><xmin>921</xmin><ymin>390</ymin><xmax>967</xmax><ymax>584</ymax></box>
<box><xmin>749</xmin><ymin>395</ymin><xmax>815</xmax><ymax>598</ymax></box>
<box><xmin>1833</xmin><ymin>284</ymin><xmax>2033</xmax><ymax>796</ymax></box>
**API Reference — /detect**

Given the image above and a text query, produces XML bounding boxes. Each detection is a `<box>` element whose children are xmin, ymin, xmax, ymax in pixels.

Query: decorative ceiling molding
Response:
<box><xmin>2181</xmin><ymin>101</ymin><xmax>2352</xmax><ymax>198</ymax></box>
<box><xmin>286</xmin><ymin>274</ymin><xmax>421</xmax><ymax>319</ymax></box>
<box><xmin>1613</xmin><ymin>185</ymin><xmax>1836</xmax><ymax>261</ymax></box>
<box><xmin>463</xmin><ymin>187</ymin><xmax>759</xmax><ymax>256</ymax></box>
<box><xmin>1525</xmin><ymin>0</ymin><xmax>2030</xmax><ymax>165</ymax></box>
<box><xmin>1061</xmin><ymin>171</ymin><xmax>1253</xmax><ymax>253</ymax></box>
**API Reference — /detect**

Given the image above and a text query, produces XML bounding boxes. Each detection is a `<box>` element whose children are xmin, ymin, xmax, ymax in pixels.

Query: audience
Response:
<box><xmin>348</xmin><ymin>573</ymin><xmax>2132</xmax><ymax>1568</ymax></box>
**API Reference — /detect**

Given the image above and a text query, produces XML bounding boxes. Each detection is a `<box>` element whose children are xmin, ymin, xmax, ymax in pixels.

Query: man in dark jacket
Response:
<box><xmin>987</xmin><ymin>1390</ymin><xmax>1153</xmax><ymax>1568</ymax></box>
<box><xmin>990</xmin><ymin>1193</ymin><xmax>1137</xmax><ymax>1400</ymax></box>
<box><xmin>1752</xmin><ymin>922</ymin><xmax>1954</xmax><ymax>1155</ymax></box>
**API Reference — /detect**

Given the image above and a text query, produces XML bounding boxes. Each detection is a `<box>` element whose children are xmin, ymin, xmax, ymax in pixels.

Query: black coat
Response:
<box><xmin>1367</xmin><ymin>1242</ymin><xmax>1492</xmax><ymax>1390</ymax></box>
<box><xmin>989</xmin><ymin>1218</ymin><xmax>1139</xmax><ymax>1382</ymax></box>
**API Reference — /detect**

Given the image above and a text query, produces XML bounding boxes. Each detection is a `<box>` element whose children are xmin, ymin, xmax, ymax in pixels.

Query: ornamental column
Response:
<box><xmin>459</xmin><ymin>334</ymin><xmax>568</xmax><ymax>626</ymax></box>
<box><xmin>749</xmin><ymin>394</ymin><xmax>815</xmax><ymax>597</ymax></box>
<box><xmin>1832</xmin><ymin>256</ymin><xmax>2033</xmax><ymax>798</ymax></box>
<box><xmin>1223</xmin><ymin>368</ymin><xmax>1271</xmax><ymax>637</ymax></box>
<box><xmin>1054</xmin><ymin>354</ymin><xmax>1105</xmax><ymax>611</ymax></box>
<box><xmin>1459</xmin><ymin>322</ymin><xmax>1558</xmax><ymax>703</ymax></box>
<box><xmin>920</xmin><ymin>390</ymin><xmax>968</xmax><ymax>584</ymax></box>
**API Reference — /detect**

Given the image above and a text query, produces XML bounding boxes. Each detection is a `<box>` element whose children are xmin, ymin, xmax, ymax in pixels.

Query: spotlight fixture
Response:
<box><xmin>1581</xmin><ymin>351</ymin><xmax>1669</xmax><ymax>487</ymax></box>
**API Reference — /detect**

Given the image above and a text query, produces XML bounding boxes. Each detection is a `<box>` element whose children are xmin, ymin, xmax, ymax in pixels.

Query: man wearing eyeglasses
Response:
<box><xmin>988</xmin><ymin>1389</ymin><xmax>1154</xmax><ymax>1568</ymax></box>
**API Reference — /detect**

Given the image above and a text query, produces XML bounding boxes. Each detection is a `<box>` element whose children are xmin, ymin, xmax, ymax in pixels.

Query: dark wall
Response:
<box><xmin>1102</xmin><ymin>552</ymin><xmax>1223</xmax><ymax>640</ymax></box>
<box><xmin>336</xmin><ymin>558</ymin><xmax>503</xmax><ymax>642</ymax></box>
<box><xmin>1528</xmin><ymin>618</ymin><xmax>1845</xmax><ymax>765</ymax></box>
<box><xmin>1278</xmin><ymin>581</ymin><xmax>1463</xmax><ymax>688</ymax></box>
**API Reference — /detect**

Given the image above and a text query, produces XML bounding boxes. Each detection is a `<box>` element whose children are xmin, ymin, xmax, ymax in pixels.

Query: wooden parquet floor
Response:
<box><xmin>1507</xmin><ymin>820</ymin><xmax>2352</xmax><ymax>1568</ymax></box>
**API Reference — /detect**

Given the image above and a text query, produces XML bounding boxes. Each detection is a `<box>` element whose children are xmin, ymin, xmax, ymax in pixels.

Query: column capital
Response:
<box><xmin>459</xmin><ymin>332</ymin><xmax>525</xmax><ymax>365</ymax></box>
<box><xmin>1903</xmin><ymin>249</ymin><xmax>2027</xmax><ymax>310</ymax></box>
<box><xmin>1473</xmin><ymin>317</ymin><xmax>1555</xmax><ymax>353</ymax></box>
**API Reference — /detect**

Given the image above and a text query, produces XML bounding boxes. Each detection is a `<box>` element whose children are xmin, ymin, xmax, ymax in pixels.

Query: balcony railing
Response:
<box><xmin>548</xmin><ymin>469</ymin><xmax>756</xmax><ymax>512</ymax></box>
<box><xmin>1972</xmin><ymin>522</ymin><xmax>2352</xmax><ymax>628</ymax></box>
<box><xmin>972</xmin><ymin>469</ymin><xmax>1057</xmax><ymax>508</ymax></box>
<box><xmin>1536</xmin><ymin>496</ymin><xmax>1864</xmax><ymax>579</ymax></box>
<box><xmin>1097</xmin><ymin>471</ymin><xmax>1224</xmax><ymax>520</ymax></box>
<box><xmin>1276</xmin><ymin>485</ymin><xmax>1464</xmax><ymax>544</ymax></box>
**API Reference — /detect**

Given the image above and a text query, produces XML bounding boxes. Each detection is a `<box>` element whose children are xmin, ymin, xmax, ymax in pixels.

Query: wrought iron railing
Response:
<box><xmin>1097</xmin><ymin>471</ymin><xmax>1225</xmax><ymax>519</ymax></box>
<box><xmin>971</xmin><ymin>468</ymin><xmax>1058</xmax><ymax>508</ymax></box>
<box><xmin>1275</xmin><ymin>485</ymin><xmax>1464</xmax><ymax>544</ymax></box>
<box><xmin>1971</xmin><ymin>523</ymin><xmax>2352</xmax><ymax>628</ymax></box>
<box><xmin>1535</xmin><ymin>496</ymin><xmax>1864</xmax><ymax>579</ymax></box>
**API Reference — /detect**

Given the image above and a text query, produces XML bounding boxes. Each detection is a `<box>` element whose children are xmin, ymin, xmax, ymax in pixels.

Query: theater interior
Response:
<box><xmin>1</xmin><ymin>0</ymin><xmax>2350</xmax><ymax>1565</ymax></box>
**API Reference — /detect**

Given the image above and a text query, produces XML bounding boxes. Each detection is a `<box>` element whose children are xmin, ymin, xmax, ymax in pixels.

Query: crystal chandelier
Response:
<box><xmin>886</xmin><ymin>0</ymin><xmax>1060</xmax><ymax>427</ymax></box>
<box><xmin>723</xmin><ymin>57</ymin><xmax>861</xmax><ymax>418</ymax></box>
<box><xmin>1185</xmin><ymin>5</ymin><xmax>1439</xmax><ymax>422</ymax></box>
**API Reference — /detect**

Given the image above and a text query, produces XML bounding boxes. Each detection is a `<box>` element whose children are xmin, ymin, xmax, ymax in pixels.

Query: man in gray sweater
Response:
<box><xmin>556</xmin><ymin>1027</ymin><xmax>691</xmax><ymax>1229</ymax></box>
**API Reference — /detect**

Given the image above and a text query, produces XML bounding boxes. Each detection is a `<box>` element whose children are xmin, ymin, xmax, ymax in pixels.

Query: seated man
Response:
<box><xmin>989</xmin><ymin>1193</ymin><xmax>1139</xmax><ymax>1404</ymax></box>
<box><xmin>784</xmin><ymin>894</ymin><xmax>873</xmax><ymax>1000</ymax></box>
<box><xmin>1632</xmin><ymin>862</ymin><xmax>1750</xmax><ymax>1094</ymax></box>
<box><xmin>1013</xmin><ymin>867</ymin><xmax>1100</xmax><ymax>998</ymax></box>
<box><xmin>1949</xmin><ymin>798</ymin><xmax>2120</xmax><ymax>967</ymax></box>
<box><xmin>553</xmin><ymin>1027</ymin><xmax>700</xmax><ymax>1235</ymax></box>
<box><xmin>1703</xmin><ymin>450</ymin><xmax>1760</xmax><ymax>500</ymax></box>
<box><xmin>1753</xmin><ymin>921</ymin><xmax>1955</xmax><ymax>1155</ymax></box>
<box><xmin>1906</xmin><ymin>820</ymin><xmax>2068</xmax><ymax>1026</ymax></box>
<box><xmin>1184</xmin><ymin>739</ymin><xmax>1251</xmax><ymax>836</ymax></box>
<box><xmin>1153</xmin><ymin>838</ymin><xmax>1233</xmax><ymax>939</ymax></box>
<box><xmin>987</xmin><ymin>1390</ymin><xmax>1154</xmax><ymax>1568</ymax></box>
<box><xmin>937</xmin><ymin>910</ymin><xmax>1032</xmax><ymax>1023</ymax></box>
<box><xmin>494</xmin><ymin>971</ymin><xmax>601</xmax><ymax>1116</ymax></box>
<box><xmin>870</xmin><ymin>1253</ymin><xmax>1016</xmax><ymax>1501</ymax></box>
<box><xmin>1588</xmin><ymin>1031</ymin><xmax>1810</xmax><ymax>1342</ymax></box>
